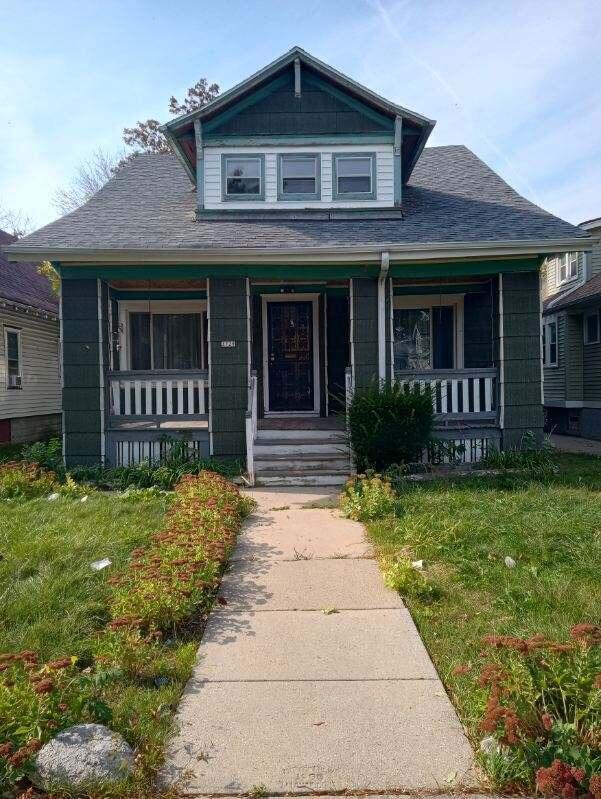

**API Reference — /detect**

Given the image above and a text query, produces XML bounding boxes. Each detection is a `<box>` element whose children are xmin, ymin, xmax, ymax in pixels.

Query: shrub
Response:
<box><xmin>463</xmin><ymin>626</ymin><xmax>601</xmax><ymax>793</ymax></box>
<box><xmin>21</xmin><ymin>437</ymin><xmax>63</xmax><ymax>474</ymax></box>
<box><xmin>340</xmin><ymin>473</ymin><xmax>398</xmax><ymax>521</ymax></box>
<box><xmin>0</xmin><ymin>462</ymin><xmax>56</xmax><ymax>500</ymax></box>
<box><xmin>348</xmin><ymin>381</ymin><xmax>434</xmax><ymax>471</ymax></box>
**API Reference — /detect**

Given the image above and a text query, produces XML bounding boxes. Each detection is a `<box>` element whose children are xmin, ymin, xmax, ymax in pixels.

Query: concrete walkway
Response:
<box><xmin>163</xmin><ymin>488</ymin><xmax>475</xmax><ymax>795</ymax></box>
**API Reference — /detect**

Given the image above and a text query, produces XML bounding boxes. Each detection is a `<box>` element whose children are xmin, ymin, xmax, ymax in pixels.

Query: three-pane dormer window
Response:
<box><xmin>222</xmin><ymin>154</ymin><xmax>265</xmax><ymax>200</ymax></box>
<box><xmin>332</xmin><ymin>152</ymin><xmax>376</xmax><ymax>200</ymax></box>
<box><xmin>278</xmin><ymin>154</ymin><xmax>320</xmax><ymax>200</ymax></box>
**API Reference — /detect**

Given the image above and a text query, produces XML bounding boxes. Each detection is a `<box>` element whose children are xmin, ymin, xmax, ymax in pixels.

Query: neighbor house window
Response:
<box><xmin>222</xmin><ymin>154</ymin><xmax>264</xmax><ymax>200</ymax></box>
<box><xmin>278</xmin><ymin>154</ymin><xmax>320</xmax><ymax>200</ymax></box>
<box><xmin>542</xmin><ymin>319</ymin><xmax>557</xmax><ymax>366</ymax></box>
<box><xmin>584</xmin><ymin>310</ymin><xmax>600</xmax><ymax>345</ymax></box>
<box><xmin>393</xmin><ymin>296</ymin><xmax>463</xmax><ymax>371</ymax></box>
<box><xmin>332</xmin><ymin>153</ymin><xmax>376</xmax><ymax>200</ymax></box>
<box><xmin>128</xmin><ymin>312</ymin><xmax>207</xmax><ymax>370</ymax></box>
<box><xmin>4</xmin><ymin>328</ymin><xmax>22</xmax><ymax>388</ymax></box>
<box><xmin>556</xmin><ymin>253</ymin><xmax>578</xmax><ymax>285</ymax></box>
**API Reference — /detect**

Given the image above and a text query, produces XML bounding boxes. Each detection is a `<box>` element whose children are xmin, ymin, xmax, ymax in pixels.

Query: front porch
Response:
<box><xmin>60</xmin><ymin>265</ymin><xmax>542</xmax><ymax>477</ymax></box>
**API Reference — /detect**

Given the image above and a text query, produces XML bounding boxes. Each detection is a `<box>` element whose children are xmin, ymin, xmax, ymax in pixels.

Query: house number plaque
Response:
<box><xmin>220</xmin><ymin>340</ymin><xmax>236</xmax><ymax>348</ymax></box>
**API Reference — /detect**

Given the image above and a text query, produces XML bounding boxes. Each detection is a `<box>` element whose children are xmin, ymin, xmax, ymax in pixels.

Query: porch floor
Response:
<box><xmin>108</xmin><ymin>419</ymin><xmax>209</xmax><ymax>431</ymax></box>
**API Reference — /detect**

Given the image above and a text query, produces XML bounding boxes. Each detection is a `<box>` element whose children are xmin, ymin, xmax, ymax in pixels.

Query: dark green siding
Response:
<box><xmin>566</xmin><ymin>314</ymin><xmax>583</xmax><ymax>403</ymax></box>
<box><xmin>62</xmin><ymin>279</ymin><xmax>103</xmax><ymax>466</ymax></box>
<box><xmin>206</xmin><ymin>70</ymin><xmax>392</xmax><ymax>138</ymax></box>
<box><xmin>352</xmin><ymin>278</ymin><xmax>378</xmax><ymax>387</ymax></box>
<box><xmin>208</xmin><ymin>278</ymin><xmax>248</xmax><ymax>457</ymax></box>
<box><xmin>463</xmin><ymin>284</ymin><xmax>494</xmax><ymax>368</ymax></box>
<box><xmin>500</xmin><ymin>272</ymin><xmax>544</xmax><ymax>448</ymax></box>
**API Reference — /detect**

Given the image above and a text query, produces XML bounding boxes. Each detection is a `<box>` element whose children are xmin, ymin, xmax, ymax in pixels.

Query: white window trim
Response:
<box><xmin>117</xmin><ymin>300</ymin><xmax>207</xmax><ymax>371</ymax></box>
<box><xmin>392</xmin><ymin>294</ymin><xmax>464</xmax><ymax>370</ymax></box>
<box><xmin>4</xmin><ymin>326</ymin><xmax>23</xmax><ymax>388</ymax></box>
<box><xmin>555</xmin><ymin>253</ymin><xmax>579</xmax><ymax>287</ymax></box>
<box><xmin>261</xmin><ymin>293</ymin><xmax>320</xmax><ymax>416</ymax></box>
<box><xmin>542</xmin><ymin>316</ymin><xmax>558</xmax><ymax>367</ymax></box>
<box><xmin>584</xmin><ymin>309</ymin><xmax>600</xmax><ymax>346</ymax></box>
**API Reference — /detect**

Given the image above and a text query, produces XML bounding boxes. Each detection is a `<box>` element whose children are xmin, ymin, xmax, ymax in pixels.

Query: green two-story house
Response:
<box><xmin>7</xmin><ymin>47</ymin><xmax>591</xmax><ymax>484</ymax></box>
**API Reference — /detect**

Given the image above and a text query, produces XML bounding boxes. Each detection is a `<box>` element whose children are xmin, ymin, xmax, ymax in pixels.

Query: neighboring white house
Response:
<box><xmin>0</xmin><ymin>230</ymin><xmax>61</xmax><ymax>444</ymax></box>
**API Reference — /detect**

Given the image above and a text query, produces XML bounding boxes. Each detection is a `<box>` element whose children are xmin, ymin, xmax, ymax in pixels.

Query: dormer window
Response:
<box><xmin>278</xmin><ymin>154</ymin><xmax>320</xmax><ymax>200</ymax></box>
<box><xmin>332</xmin><ymin>153</ymin><xmax>376</xmax><ymax>200</ymax></box>
<box><xmin>222</xmin><ymin>154</ymin><xmax>265</xmax><ymax>201</ymax></box>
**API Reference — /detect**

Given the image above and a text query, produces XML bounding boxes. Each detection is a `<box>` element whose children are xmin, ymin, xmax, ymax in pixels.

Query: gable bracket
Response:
<box><xmin>294</xmin><ymin>57</ymin><xmax>301</xmax><ymax>97</ymax></box>
<box><xmin>394</xmin><ymin>115</ymin><xmax>402</xmax><ymax>207</ymax></box>
<box><xmin>194</xmin><ymin>119</ymin><xmax>204</xmax><ymax>211</ymax></box>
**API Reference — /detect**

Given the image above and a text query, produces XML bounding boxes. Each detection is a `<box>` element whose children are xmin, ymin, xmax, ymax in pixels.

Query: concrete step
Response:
<box><xmin>255</xmin><ymin>472</ymin><xmax>349</xmax><ymax>487</ymax></box>
<box><xmin>254</xmin><ymin>441</ymin><xmax>349</xmax><ymax>456</ymax></box>
<box><xmin>255</xmin><ymin>456</ymin><xmax>351</xmax><ymax>473</ymax></box>
<box><xmin>256</xmin><ymin>428</ymin><xmax>345</xmax><ymax>442</ymax></box>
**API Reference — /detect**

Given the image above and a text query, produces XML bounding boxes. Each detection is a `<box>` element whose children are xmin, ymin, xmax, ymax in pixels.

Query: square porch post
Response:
<box><xmin>350</xmin><ymin>276</ymin><xmax>392</xmax><ymax>387</ymax></box>
<box><xmin>497</xmin><ymin>270</ymin><xmax>544</xmax><ymax>448</ymax></box>
<box><xmin>61</xmin><ymin>278</ymin><xmax>109</xmax><ymax>466</ymax></box>
<box><xmin>207</xmin><ymin>277</ymin><xmax>249</xmax><ymax>458</ymax></box>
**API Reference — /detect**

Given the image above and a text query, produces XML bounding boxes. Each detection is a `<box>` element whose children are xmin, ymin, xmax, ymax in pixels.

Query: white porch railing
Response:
<box><xmin>108</xmin><ymin>370</ymin><xmax>208</xmax><ymax>417</ymax></box>
<box><xmin>394</xmin><ymin>368</ymin><xmax>498</xmax><ymax>421</ymax></box>
<box><xmin>245</xmin><ymin>371</ymin><xmax>258</xmax><ymax>485</ymax></box>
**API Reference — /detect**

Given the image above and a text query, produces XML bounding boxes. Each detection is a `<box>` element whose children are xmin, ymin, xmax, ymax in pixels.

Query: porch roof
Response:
<box><xmin>7</xmin><ymin>146</ymin><xmax>590</xmax><ymax>264</ymax></box>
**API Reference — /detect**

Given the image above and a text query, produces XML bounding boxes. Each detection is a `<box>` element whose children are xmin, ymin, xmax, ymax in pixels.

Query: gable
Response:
<box><xmin>204</xmin><ymin>67</ymin><xmax>394</xmax><ymax>140</ymax></box>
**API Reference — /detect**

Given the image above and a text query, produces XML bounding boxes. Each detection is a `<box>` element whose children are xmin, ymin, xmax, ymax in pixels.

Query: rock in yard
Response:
<box><xmin>35</xmin><ymin>723</ymin><xmax>134</xmax><ymax>789</ymax></box>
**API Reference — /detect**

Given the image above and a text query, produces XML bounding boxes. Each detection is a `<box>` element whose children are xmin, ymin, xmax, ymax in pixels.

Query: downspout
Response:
<box><xmin>378</xmin><ymin>251</ymin><xmax>390</xmax><ymax>382</ymax></box>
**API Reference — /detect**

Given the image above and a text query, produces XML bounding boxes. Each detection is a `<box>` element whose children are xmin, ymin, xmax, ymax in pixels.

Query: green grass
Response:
<box><xmin>0</xmin><ymin>493</ymin><xmax>166</xmax><ymax>659</ymax></box>
<box><xmin>364</xmin><ymin>453</ymin><xmax>601</xmax><ymax>742</ymax></box>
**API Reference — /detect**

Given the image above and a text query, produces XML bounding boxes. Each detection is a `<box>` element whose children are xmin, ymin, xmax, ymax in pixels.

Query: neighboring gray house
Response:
<box><xmin>542</xmin><ymin>217</ymin><xmax>601</xmax><ymax>438</ymax></box>
<box><xmin>0</xmin><ymin>230</ymin><xmax>61</xmax><ymax>444</ymax></box>
<box><xmin>6</xmin><ymin>47</ymin><xmax>591</xmax><ymax>483</ymax></box>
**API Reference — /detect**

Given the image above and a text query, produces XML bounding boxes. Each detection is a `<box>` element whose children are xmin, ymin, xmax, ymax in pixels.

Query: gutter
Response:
<box><xmin>4</xmin><ymin>237</ymin><xmax>595</xmax><ymax>265</ymax></box>
<box><xmin>378</xmin><ymin>251</ymin><xmax>390</xmax><ymax>381</ymax></box>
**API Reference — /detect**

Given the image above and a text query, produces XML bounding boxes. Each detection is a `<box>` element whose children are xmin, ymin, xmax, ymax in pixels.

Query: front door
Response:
<box><xmin>267</xmin><ymin>300</ymin><xmax>314</xmax><ymax>412</ymax></box>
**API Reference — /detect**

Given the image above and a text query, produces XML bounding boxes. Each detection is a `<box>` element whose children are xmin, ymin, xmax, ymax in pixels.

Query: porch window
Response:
<box><xmin>332</xmin><ymin>153</ymin><xmax>376</xmax><ymax>200</ymax></box>
<box><xmin>542</xmin><ymin>319</ymin><xmax>557</xmax><ymax>366</ymax></box>
<box><xmin>278</xmin><ymin>154</ymin><xmax>320</xmax><ymax>200</ymax></box>
<box><xmin>222</xmin><ymin>154</ymin><xmax>264</xmax><ymax>200</ymax></box>
<box><xmin>129</xmin><ymin>312</ymin><xmax>206</xmax><ymax>370</ymax></box>
<box><xmin>393</xmin><ymin>297</ymin><xmax>462</xmax><ymax>371</ymax></box>
<box><xmin>4</xmin><ymin>328</ymin><xmax>22</xmax><ymax>388</ymax></box>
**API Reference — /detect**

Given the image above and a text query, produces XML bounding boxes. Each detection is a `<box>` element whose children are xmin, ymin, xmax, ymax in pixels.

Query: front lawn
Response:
<box><xmin>0</xmin><ymin>469</ymin><xmax>252</xmax><ymax>797</ymax></box>
<box><xmin>350</xmin><ymin>453</ymin><xmax>601</xmax><ymax>792</ymax></box>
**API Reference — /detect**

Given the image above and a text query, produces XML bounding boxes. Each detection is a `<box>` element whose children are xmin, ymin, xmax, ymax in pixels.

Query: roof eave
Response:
<box><xmin>5</xmin><ymin>236</ymin><xmax>592</xmax><ymax>266</ymax></box>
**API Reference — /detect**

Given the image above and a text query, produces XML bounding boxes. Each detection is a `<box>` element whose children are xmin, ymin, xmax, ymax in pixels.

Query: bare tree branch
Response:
<box><xmin>0</xmin><ymin>206</ymin><xmax>34</xmax><ymax>238</ymax></box>
<box><xmin>52</xmin><ymin>147</ymin><xmax>125</xmax><ymax>214</ymax></box>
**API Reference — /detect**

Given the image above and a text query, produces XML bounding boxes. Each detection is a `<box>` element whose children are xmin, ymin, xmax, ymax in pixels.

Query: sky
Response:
<box><xmin>1</xmin><ymin>0</ymin><xmax>600</xmax><ymax>231</ymax></box>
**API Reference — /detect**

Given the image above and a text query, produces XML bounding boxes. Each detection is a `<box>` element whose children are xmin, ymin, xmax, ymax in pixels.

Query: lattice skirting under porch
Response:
<box><xmin>424</xmin><ymin>428</ymin><xmax>502</xmax><ymax>464</ymax></box>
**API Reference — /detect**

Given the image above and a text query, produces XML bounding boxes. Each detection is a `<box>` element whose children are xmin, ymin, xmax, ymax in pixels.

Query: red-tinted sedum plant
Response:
<box><xmin>460</xmin><ymin>625</ymin><xmax>601</xmax><ymax>795</ymax></box>
<box><xmin>105</xmin><ymin>472</ymin><xmax>253</xmax><ymax>634</ymax></box>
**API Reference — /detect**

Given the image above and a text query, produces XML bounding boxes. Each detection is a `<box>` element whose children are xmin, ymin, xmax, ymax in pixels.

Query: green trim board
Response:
<box><xmin>109</xmin><ymin>290</ymin><xmax>207</xmax><ymax>300</ymax></box>
<box><xmin>302</xmin><ymin>72</ymin><xmax>394</xmax><ymax>130</ymax></box>
<box><xmin>57</xmin><ymin>258</ymin><xmax>539</xmax><ymax>283</ymax></box>
<box><xmin>203</xmin><ymin>134</ymin><xmax>395</xmax><ymax>145</ymax></box>
<box><xmin>204</xmin><ymin>73</ymin><xmax>291</xmax><ymax>134</ymax></box>
<box><xmin>394</xmin><ymin>283</ymin><xmax>491</xmax><ymax>295</ymax></box>
<box><xmin>394</xmin><ymin>116</ymin><xmax>402</xmax><ymax>205</ymax></box>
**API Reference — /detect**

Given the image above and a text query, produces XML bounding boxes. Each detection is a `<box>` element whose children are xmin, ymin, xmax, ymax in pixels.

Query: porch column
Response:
<box><xmin>497</xmin><ymin>270</ymin><xmax>544</xmax><ymax>448</ymax></box>
<box><xmin>61</xmin><ymin>278</ymin><xmax>109</xmax><ymax>466</ymax></box>
<box><xmin>208</xmin><ymin>277</ymin><xmax>249</xmax><ymax>458</ymax></box>
<box><xmin>350</xmin><ymin>277</ymin><xmax>379</xmax><ymax>387</ymax></box>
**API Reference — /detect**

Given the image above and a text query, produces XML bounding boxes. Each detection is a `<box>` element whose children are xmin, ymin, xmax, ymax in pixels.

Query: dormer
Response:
<box><xmin>161</xmin><ymin>47</ymin><xmax>435</xmax><ymax>217</ymax></box>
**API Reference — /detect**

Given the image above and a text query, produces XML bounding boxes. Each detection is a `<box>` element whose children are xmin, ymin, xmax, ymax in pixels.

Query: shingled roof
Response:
<box><xmin>6</xmin><ymin>146</ymin><xmax>589</xmax><ymax>260</ymax></box>
<box><xmin>0</xmin><ymin>230</ymin><xmax>58</xmax><ymax>314</ymax></box>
